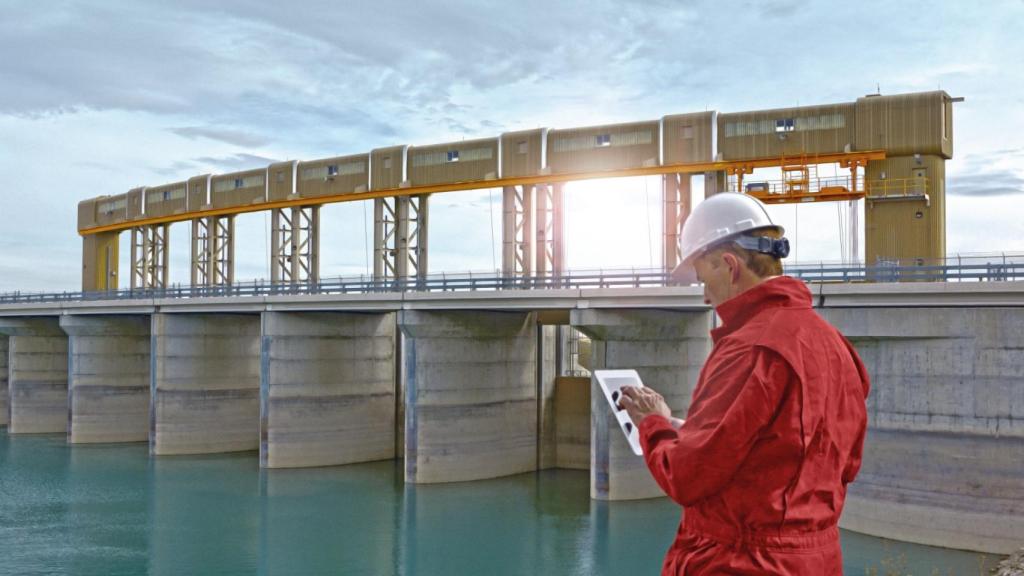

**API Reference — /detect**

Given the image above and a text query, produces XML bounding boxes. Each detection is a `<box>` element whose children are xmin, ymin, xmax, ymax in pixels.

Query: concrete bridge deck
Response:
<box><xmin>3</xmin><ymin>279</ymin><xmax>1024</xmax><ymax>317</ymax></box>
<box><xmin>0</xmin><ymin>281</ymin><xmax>1022</xmax><ymax>554</ymax></box>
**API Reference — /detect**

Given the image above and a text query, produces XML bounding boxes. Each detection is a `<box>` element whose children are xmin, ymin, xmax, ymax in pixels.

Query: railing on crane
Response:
<box><xmin>864</xmin><ymin>177</ymin><xmax>930</xmax><ymax>204</ymax></box>
<box><xmin>739</xmin><ymin>173</ymin><xmax>866</xmax><ymax>204</ymax></box>
<box><xmin>731</xmin><ymin>154</ymin><xmax>872</xmax><ymax>205</ymax></box>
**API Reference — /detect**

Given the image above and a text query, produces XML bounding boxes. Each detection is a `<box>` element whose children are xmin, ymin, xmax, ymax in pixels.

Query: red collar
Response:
<box><xmin>710</xmin><ymin>276</ymin><xmax>812</xmax><ymax>343</ymax></box>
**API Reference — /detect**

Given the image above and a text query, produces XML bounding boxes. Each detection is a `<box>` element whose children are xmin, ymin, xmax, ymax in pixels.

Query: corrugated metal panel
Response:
<box><xmin>663</xmin><ymin>111</ymin><xmax>715</xmax><ymax>164</ymax></box>
<box><xmin>408</xmin><ymin>137</ymin><xmax>498</xmax><ymax>187</ymax></box>
<box><xmin>547</xmin><ymin>120</ymin><xmax>660</xmax><ymax>174</ymax></box>
<box><xmin>500</xmin><ymin>129</ymin><xmax>545</xmax><ymax>178</ymax></box>
<box><xmin>855</xmin><ymin>91</ymin><xmax>952</xmax><ymax>158</ymax></box>
<box><xmin>82</xmin><ymin>231</ymin><xmax>119</xmax><ymax>291</ymax></box>
<box><xmin>78</xmin><ymin>198</ymin><xmax>98</xmax><ymax>229</ymax></box>
<box><xmin>718</xmin><ymin>103</ymin><xmax>856</xmax><ymax>160</ymax></box>
<box><xmin>267</xmin><ymin>161</ymin><xmax>298</xmax><ymax>202</ymax></box>
<box><xmin>144</xmin><ymin>181</ymin><xmax>188</xmax><ymax>218</ymax></box>
<box><xmin>865</xmin><ymin>154</ymin><xmax>946</xmax><ymax>263</ymax></box>
<box><xmin>95</xmin><ymin>193</ymin><xmax>128</xmax><ymax>226</ymax></box>
<box><xmin>370</xmin><ymin>146</ymin><xmax>406</xmax><ymax>190</ymax></box>
<box><xmin>188</xmin><ymin>175</ymin><xmax>211</xmax><ymax>210</ymax></box>
<box><xmin>210</xmin><ymin>168</ymin><xmax>266</xmax><ymax>209</ymax></box>
<box><xmin>296</xmin><ymin>154</ymin><xmax>369</xmax><ymax>199</ymax></box>
<box><xmin>127</xmin><ymin>187</ymin><xmax>145</xmax><ymax>220</ymax></box>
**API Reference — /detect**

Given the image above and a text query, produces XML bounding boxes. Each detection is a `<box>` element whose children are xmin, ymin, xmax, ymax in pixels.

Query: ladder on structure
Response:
<box><xmin>782</xmin><ymin>160</ymin><xmax>817</xmax><ymax>196</ymax></box>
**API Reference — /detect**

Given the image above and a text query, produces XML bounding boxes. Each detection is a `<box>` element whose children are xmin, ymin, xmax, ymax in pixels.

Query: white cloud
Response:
<box><xmin>2</xmin><ymin>0</ymin><xmax>1024</xmax><ymax>292</ymax></box>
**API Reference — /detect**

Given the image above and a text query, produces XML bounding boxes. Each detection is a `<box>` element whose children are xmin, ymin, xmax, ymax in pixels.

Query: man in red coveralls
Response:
<box><xmin>619</xmin><ymin>193</ymin><xmax>869</xmax><ymax>575</ymax></box>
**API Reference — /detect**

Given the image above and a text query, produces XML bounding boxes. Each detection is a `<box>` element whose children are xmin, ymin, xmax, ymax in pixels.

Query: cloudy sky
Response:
<box><xmin>1</xmin><ymin>0</ymin><xmax>1022</xmax><ymax>292</ymax></box>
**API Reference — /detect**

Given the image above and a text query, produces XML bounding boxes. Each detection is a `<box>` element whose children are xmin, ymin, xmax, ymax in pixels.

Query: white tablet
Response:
<box><xmin>593</xmin><ymin>369</ymin><xmax>645</xmax><ymax>456</ymax></box>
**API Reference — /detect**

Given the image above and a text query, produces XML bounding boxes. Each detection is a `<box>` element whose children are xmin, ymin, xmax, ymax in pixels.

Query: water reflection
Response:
<box><xmin>149</xmin><ymin>452</ymin><xmax>261</xmax><ymax>576</ymax></box>
<box><xmin>0</xmin><ymin>431</ymin><xmax>1004</xmax><ymax>575</ymax></box>
<box><xmin>260</xmin><ymin>461</ymin><xmax>399</xmax><ymax>576</ymax></box>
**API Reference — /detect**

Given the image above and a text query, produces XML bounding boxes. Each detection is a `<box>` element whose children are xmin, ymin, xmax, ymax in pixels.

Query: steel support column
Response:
<box><xmin>130</xmin><ymin>224</ymin><xmax>169</xmax><ymax>290</ymax></box>
<box><xmin>374</xmin><ymin>195</ymin><xmax>428</xmax><ymax>282</ymax></box>
<box><xmin>191</xmin><ymin>216</ymin><xmax>234</xmax><ymax>287</ymax></box>
<box><xmin>703</xmin><ymin>170</ymin><xmax>727</xmax><ymax>197</ymax></box>
<box><xmin>271</xmin><ymin>206</ymin><xmax>320</xmax><ymax>285</ymax></box>
<box><xmin>662</xmin><ymin>173</ymin><xmax>692</xmax><ymax>272</ymax></box>
<box><xmin>849</xmin><ymin>200</ymin><xmax>860</xmax><ymax>264</ymax></box>
<box><xmin>82</xmin><ymin>231</ymin><xmax>120</xmax><ymax>292</ymax></box>
<box><xmin>406</xmin><ymin>194</ymin><xmax>428</xmax><ymax>280</ymax></box>
<box><xmin>535</xmin><ymin>183</ymin><xmax>564</xmax><ymax>278</ymax></box>
<box><xmin>501</xmin><ymin>185</ymin><xmax>534</xmax><ymax>278</ymax></box>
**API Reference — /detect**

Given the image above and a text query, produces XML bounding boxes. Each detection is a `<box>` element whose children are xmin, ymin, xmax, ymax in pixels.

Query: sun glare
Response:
<box><xmin>563</xmin><ymin>169</ymin><xmax>864</xmax><ymax>273</ymax></box>
<box><xmin>563</xmin><ymin>176</ymin><xmax>666</xmax><ymax>272</ymax></box>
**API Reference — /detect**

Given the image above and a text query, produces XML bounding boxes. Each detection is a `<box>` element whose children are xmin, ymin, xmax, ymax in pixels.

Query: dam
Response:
<box><xmin>1</xmin><ymin>278</ymin><xmax>1022</xmax><ymax>560</ymax></box>
<box><xmin>2</xmin><ymin>87</ymin><xmax>1021</xmax><ymax>571</ymax></box>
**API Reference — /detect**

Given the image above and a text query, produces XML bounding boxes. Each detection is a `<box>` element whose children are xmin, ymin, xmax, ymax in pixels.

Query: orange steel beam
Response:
<box><xmin>80</xmin><ymin>150</ymin><xmax>885</xmax><ymax>236</ymax></box>
<box><xmin>749</xmin><ymin>188</ymin><xmax>866</xmax><ymax>205</ymax></box>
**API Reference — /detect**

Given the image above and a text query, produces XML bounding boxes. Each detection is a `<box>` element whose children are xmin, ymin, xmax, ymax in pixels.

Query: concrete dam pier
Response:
<box><xmin>262</xmin><ymin>311</ymin><xmax>397</xmax><ymax>469</ymax></box>
<box><xmin>0</xmin><ymin>282</ymin><xmax>1022</xmax><ymax>555</ymax></box>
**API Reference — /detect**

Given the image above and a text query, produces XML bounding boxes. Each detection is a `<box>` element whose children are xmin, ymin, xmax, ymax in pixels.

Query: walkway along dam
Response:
<box><xmin>0</xmin><ymin>280</ymin><xmax>1021</xmax><ymax>555</ymax></box>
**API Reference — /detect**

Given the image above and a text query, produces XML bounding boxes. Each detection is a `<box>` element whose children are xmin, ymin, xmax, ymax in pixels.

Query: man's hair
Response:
<box><xmin>704</xmin><ymin>229</ymin><xmax>784</xmax><ymax>278</ymax></box>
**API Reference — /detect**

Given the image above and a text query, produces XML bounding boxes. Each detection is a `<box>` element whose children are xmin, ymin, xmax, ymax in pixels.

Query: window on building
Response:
<box><xmin>517</xmin><ymin>141</ymin><xmax>528</xmax><ymax>154</ymax></box>
<box><xmin>596</xmin><ymin>134</ymin><xmax>612</xmax><ymax>147</ymax></box>
<box><xmin>446</xmin><ymin>150</ymin><xmax>460</xmax><ymax>162</ymax></box>
<box><xmin>234</xmin><ymin>178</ymin><xmax>244</xmax><ymax>189</ymax></box>
<box><xmin>682</xmin><ymin>126</ymin><xmax>694</xmax><ymax>139</ymax></box>
<box><xmin>383</xmin><ymin>157</ymin><xmax>392</xmax><ymax>169</ymax></box>
<box><xmin>277</xmin><ymin>172</ymin><xmax>285</xmax><ymax>182</ymax></box>
<box><xmin>163</xmin><ymin>190</ymin><xmax>171</xmax><ymax>201</ymax></box>
<box><xmin>327</xmin><ymin>164</ymin><xmax>339</xmax><ymax>176</ymax></box>
<box><xmin>775</xmin><ymin>118</ymin><xmax>795</xmax><ymax>133</ymax></box>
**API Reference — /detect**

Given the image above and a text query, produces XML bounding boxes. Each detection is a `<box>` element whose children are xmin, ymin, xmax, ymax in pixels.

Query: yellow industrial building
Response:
<box><xmin>77</xmin><ymin>90</ymin><xmax>957</xmax><ymax>291</ymax></box>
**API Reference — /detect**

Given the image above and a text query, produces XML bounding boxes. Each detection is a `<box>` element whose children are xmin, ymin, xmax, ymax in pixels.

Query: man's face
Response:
<box><xmin>693</xmin><ymin>251</ymin><xmax>738</xmax><ymax>307</ymax></box>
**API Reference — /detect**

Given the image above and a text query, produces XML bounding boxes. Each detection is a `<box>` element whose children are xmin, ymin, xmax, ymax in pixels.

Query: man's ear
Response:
<box><xmin>722</xmin><ymin>252</ymin><xmax>742</xmax><ymax>283</ymax></box>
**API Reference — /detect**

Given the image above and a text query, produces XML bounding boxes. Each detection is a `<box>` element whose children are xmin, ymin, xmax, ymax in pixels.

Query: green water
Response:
<box><xmin>0</xmin><ymin>431</ymin><xmax>1002</xmax><ymax>575</ymax></box>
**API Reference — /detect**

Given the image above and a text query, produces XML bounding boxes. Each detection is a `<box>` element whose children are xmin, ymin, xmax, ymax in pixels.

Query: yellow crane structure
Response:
<box><xmin>77</xmin><ymin>91</ymin><xmax>957</xmax><ymax>291</ymax></box>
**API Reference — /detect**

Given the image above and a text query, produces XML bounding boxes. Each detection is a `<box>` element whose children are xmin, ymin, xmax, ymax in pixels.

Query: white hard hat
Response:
<box><xmin>670</xmin><ymin>192</ymin><xmax>787</xmax><ymax>284</ymax></box>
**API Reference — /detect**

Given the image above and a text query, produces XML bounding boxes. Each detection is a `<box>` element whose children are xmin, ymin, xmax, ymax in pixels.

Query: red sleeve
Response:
<box><xmin>638</xmin><ymin>347</ymin><xmax>793</xmax><ymax>506</ymax></box>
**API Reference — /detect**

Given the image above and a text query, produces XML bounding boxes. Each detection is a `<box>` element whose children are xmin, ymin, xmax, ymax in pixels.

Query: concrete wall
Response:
<box><xmin>820</xmin><ymin>306</ymin><xmax>1024</xmax><ymax>555</ymax></box>
<box><xmin>554</xmin><ymin>376</ymin><xmax>590</xmax><ymax>470</ymax></box>
<box><xmin>0</xmin><ymin>318</ymin><xmax>68</xmax><ymax>434</ymax></box>
<box><xmin>0</xmin><ymin>336</ymin><xmax>8</xmax><ymax>426</ymax></box>
<box><xmin>1</xmin><ymin>283</ymin><xmax>1020</xmax><ymax>556</ymax></box>
<box><xmin>151</xmin><ymin>313</ymin><xmax>260</xmax><ymax>455</ymax></box>
<box><xmin>400</xmin><ymin>310</ymin><xmax>537</xmax><ymax>483</ymax></box>
<box><xmin>260</xmin><ymin>311</ymin><xmax>396</xmax><ymax>468</ymax></box>
<box><xmin>572</xmin><ymin>309</ymin><xmax>712</xmax><ymax>501</ymax></box>
<box><xmin>60</xmin><ymin>315</ymin><xmax>150</xmax><ymax>443</ymax></box>
<box><xmin>537</xmin><ymin>325</ymin><xmax>558</xmax><ymax>470</ymax></box>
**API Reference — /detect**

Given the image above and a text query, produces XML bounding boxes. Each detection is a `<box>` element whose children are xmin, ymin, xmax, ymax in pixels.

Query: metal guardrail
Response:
<box><xmin>0</xmin><ymin>269</ymin><xmax>674</xmax><ymax>304</ymax></box>
<box><xmin>786</xmin><ymin>262</ymin><xmax>1024</xmax><ymax>283</ymax></box>
<box><xmin>2</xmin><ymin>259</ymin><xmax>1023</xmax><ymax>305</ymax></box>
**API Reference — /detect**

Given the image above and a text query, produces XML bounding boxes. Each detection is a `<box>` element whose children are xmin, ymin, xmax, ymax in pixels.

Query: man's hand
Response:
<box><xmin>618</xmin><ymin>386</ymin><xmax>671</xmax><ymax>425</ymax></box>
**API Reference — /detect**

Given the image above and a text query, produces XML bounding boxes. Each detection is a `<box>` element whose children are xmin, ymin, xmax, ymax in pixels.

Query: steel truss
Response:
<box><xmin>662</xmin><ymin>173</ymin><xmax>692</xmax><ymax>272</ymax></box>
<box><xmin>271</xmin><ymin>206</ymin><xmax>320</xmax><ymax>285</ymax></box>
<box><xmin>501</xmin><ymin>183</ymin><xmax>565</xmax><ymax>279</ymax></box>
<box><xmin>130</xmin><ymin>224</ymin><xmax>169</xmax><ymax>290</ymax></box>
<box><xmin>534</xmin><ymin>183</ymin><xmax>564</xmax><ymax>277</ymax></box>
<box><xmin>502</xmin><ymin>185</ymin><xmax>534</xmax><ymax>277</ymax></box>
<box><xmin>191</xmin><ymin>216</ymin><xmax>235</xmax><ymax>287</ymax></box>
<box><xmin>374</xmin><ymin>195</ymin><xmax>429</xmax><ymax>281</ymax></box>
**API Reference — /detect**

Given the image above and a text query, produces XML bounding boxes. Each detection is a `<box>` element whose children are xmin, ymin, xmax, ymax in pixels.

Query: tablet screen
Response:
<box><xmin>593</xmin><ymin>369</ymin><xmax>645</xmax><ymax>456</ymax></box>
